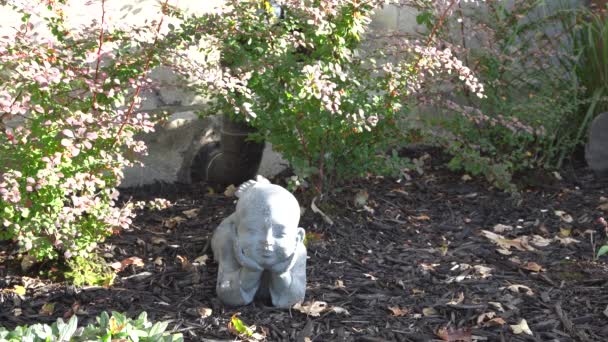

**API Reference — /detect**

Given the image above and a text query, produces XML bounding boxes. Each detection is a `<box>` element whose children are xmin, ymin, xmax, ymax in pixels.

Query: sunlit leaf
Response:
<box><xmin>437</xmin><ymin>326</ymin><xmax>472</xmax><ymax>342</ymax></box>
<box><xmin>388</xmin><ymin>306</ymin><xmax>408</xmax><ymax>317</ymax></box>
<box><xmin>511</xmin><ymin>319</ymin><xmax>533</xmax><ymax>335</ymax></box>
<box><xmin>597</xmin><ymin>245</ymin><xmax>608</xmax><ymax>258</ymax></box>
<box><xmin>229</xmin><ymin>314</ymin><xmax>254</xmax><ymax>336</ymax></box>
<box><xmin>293</xmin><ymin>301</ymin><xmax>328</xmax><ymax>317</ymax></box>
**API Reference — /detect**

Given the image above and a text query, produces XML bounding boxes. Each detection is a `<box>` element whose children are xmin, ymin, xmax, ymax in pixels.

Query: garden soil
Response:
<box><xmin>2</xmin><ymin>147</ymin><xmax>608</xmax><ymax>341</ymax></box>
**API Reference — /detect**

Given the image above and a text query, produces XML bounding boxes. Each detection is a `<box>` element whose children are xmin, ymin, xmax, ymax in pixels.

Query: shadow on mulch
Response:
<box><xmin>2</xmin><ymin>148</ymin><xmax>608</xmax><ymax>341</ymax></box>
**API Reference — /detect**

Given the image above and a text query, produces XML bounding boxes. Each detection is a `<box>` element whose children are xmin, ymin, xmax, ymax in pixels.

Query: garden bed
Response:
<box><xmin>2</xmin><ymin>148</ymin><xmax>608</xmax><ymax>341</ymax></box>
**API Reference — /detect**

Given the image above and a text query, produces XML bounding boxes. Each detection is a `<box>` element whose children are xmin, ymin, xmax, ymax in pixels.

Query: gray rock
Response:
<box><xmin>211</xmin><ymin>176</ymin><xmax>306</xmax><ymax>308</ymax></box>
<box><xmin>586</xmin><ymin>112</ymin><xmax>608</xmax><ymax>178</ymax></box>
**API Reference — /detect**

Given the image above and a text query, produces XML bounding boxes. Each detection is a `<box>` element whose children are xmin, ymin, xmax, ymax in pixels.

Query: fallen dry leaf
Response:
<box><xmin>473</xmin><ymin>265</ymin><xmax>493</xmax><ymax>278</ymax></box>
<box><xmin>154</xmin><ymin>257</ymin><xmax>164</xmax><ymax>266</ymax></box>
<box><xmin>110</xmin><ymin>257</ymin><xmax>144</xmax><ymax>272</ymax></box>
<box><xmin>20</xmin><ymin>255</ymin><xmax>37</xmax><ymax>272</ymax></box>
<box><xmin>509</xmin><ymin>256</ymin><xmax>522</xmax><ymax>264</ymax></box>
<box><xmin>559</xmin><ymin>227</ymin><xmax>571</xmax><ymax>237</ymax></box>
<box><xmin>597</xmin><ymin>202</ymin><xmax>608</xmax><ymax>212</ymax></box>
<box><xmin>422</xmin><ymin>307</ymin><xmax>438</xmax><ymax>316</ymax></box>
<box><xmin>164</xmin><ymin>216</ymin><xmax>186</xmax><ymax>229</ymax></box>
<box><xmin>488</xmin><ymin>302</ymin><xmax>505</xmax><ymax>312</ymax></box>
<box><xmin>476</xmin><ymin>311</ymin><xmax>496</xmax><ymax>325</ymax></box>
<box><xmin>331</xmin><ymin>306</ymin><xmax>350</xmax><ymax>316</ymax></box>
<box><xmin>176</xmin><ymin>255</ymin><xmax>195</xmax><ymax>271</ymax></box>
<box><xmin>480</xmin><ymin>230</ymin><xmax>536</xmax><ymax>252</ymax></box>
<box><xmin>510</xmin><ymin>319</ymin><xmax>533</xmax><ymax>335</ymax></box>
<box><xmin>521</xmin><ymin>262</ymin><xmax>545</xmax><ymax>273</ymax></box>
<box><xmin>493</xmin><ymin>224</ymin><xmax>513</xmax><ymax>233</ymax></box>
<box><xmin>530</xmin><ymin>235</ymin><xmax>551</xmax><ymax>247</ymax></box>
<box><xmin>461</xmin><ymin>174</ymin><xmax>472</xmax><ymax>181</ymax></box>
<box><xmin>554</xmin><ymin>236</ymin><xmax>580</xmax><ymax>245</ymax></box>
<box><xmin>436</xmin><ymin>327</ymin><xmax>472</xmax><ymax>342</ymax></box>
<box><xmin>293</xmin><ymin>301</ymin><xmax>328</xmax><ymax>317</ymax></box>
<box><xmin>354</xmin><ymin>190</ymin><xmax>369</xmax><ymax>207</ymax></box>
<box><xmin>182</xmin><ymin>208</ymin><xmax>200</xmax><ymax>219</ymax></box>
<box><xmin>496</xmin><ymin>248</ymin><xmax>512</xmax><ymax>255</ymax></box>
<box><xmin>197</xmin><ymin>307</ymin><xmax>212</xmax><ymax>318</ymax></box>
<box><xmin>412</xmin><ymin>288</ymin><xmax>425</xmax><ymax>295</ymax></box>
<box><xmin>388</xmin><ymin>306</ymin><xmax>409</xmax><ymax>317</ymax></box>
<box><xmin>503</xmin><ymin>284</ymin><xmax>534</xmax><ymax>296</ymax></box>
<box><xmin>224</xmin><ymin>184</ymin><xmax>237</xmax><ymax>197</ymax></box>
<box><xmin>150</xmin><ymin>236</ymin><xmax>167</xmax><ymax>245</ymax></box>
<box><xmin>3</xmin><ymin>285</ymin><xmax>26</xmax><ymax>296</ymax></box>
<box><xmin>447</xmin><ymin>292</ymin><xmax>465</xmax><ymax>305</ymax></box>
<box><xmin>39</xmin><ymin>302</ymin><xmax>55</xmax><ymax>316</ymax></box>
<box><xmin>334</xmin><ymin>279</ymin><xmax>345</xmax><ymax>289</ymax></box>
<box><xmin>363</xmin><ymin>273</ymin><xmax>377</xmax><ymax>281</ymax></box>
<box><xmin>194</xmin><ymin>255</ymin><xmax>209</xmax><ymax>265</ymax></box>
<box><xmin>554</xmin><ymin>210</ymin><xmax>573</xmax><ymax>223</ymax></box>
<box><xmin>412</xmin><ymin>214</ymin><xmax>431</xmax><ymax>221</ymax></box>
<box><xmin>486</xmin><ymin>317</ymin><xmax>507</xmax><ymax>326</ymax></box>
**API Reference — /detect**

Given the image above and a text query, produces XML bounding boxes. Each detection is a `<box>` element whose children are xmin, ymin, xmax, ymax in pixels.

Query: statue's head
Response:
<box><xmin>234</xmin><ymin>177</ymin><xmax>304</xmax><ymax>268</ymax></box>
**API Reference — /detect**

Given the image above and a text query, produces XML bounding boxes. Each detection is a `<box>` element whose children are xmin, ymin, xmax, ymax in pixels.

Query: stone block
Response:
<box><xmin>586</xmin><ymin>112</ymin><xmax>608</xmax><ymax>177</ymax></box>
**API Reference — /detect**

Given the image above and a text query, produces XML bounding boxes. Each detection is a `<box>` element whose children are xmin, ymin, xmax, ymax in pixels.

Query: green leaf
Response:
<box><xmin>416</xmin><ymin>11</ymin><xmax>433</xmax><ymax>26</ymax></box>
<box><xmin>98</xmin><ymin>311</ymin><xmax>110</xmax><ymax>329</ymax></box>
<box><xmin>57</xmin><ymin>316</ymin><xmax>77</xmax><ymax>342</ymax></box>
<box><xmin>597</xmin><ymin>245</ymin><xmax>608</xmax><ymax>258</ymax></box>
<box><xmin>148</xmin><ymin>321</ymin><xmax>168</xmax><ymax>337</ymax></box>
<box><xmin>20</xmin><ymin>208</ymin><xmax>30</xmax><ymax>218</ymax></box>
<box><xmin>230</xmin><ymin>314</ymin><xmax>253</xmax><ymax>336</ymax></box>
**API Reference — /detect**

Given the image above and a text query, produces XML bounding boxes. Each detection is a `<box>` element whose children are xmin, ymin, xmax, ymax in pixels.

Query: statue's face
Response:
<box><xmin>236</xmin><ymin>204</ymin><xmax>300</xmax><ymax>268</ymax></box>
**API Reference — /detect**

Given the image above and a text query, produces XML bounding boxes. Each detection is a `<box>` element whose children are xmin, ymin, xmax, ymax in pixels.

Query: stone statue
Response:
<box><xmin>211</xmin><ymin>176</ymin><xmax>307</xmax><ymax>308</ymax></box>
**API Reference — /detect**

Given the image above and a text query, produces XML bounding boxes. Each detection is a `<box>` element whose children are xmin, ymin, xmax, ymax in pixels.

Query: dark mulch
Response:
<box><xmin>2</xmin><ymin>148</ymin><xmax>608</xmax><ymax>341</ymax></box>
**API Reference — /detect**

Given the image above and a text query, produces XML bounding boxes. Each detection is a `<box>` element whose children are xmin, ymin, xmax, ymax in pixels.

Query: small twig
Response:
<box><xmin>90</xmin><ymin>0</ymin><xmax>107</xmax><ymax>114</ymax></box>
<box><xmin>114</xmin><ymin>0</ymin><xmax>171</xmax><ymax>145</ymax></box>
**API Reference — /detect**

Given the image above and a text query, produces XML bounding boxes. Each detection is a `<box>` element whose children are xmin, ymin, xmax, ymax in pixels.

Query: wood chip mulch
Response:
<box><xmin>2</xmin><ymin>149</ymin><xmax>608</xmax><ymax>341</ymax></box>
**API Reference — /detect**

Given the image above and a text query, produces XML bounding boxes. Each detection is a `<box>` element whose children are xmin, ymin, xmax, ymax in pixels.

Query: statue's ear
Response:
<box><xmin>297</xmin><ymin>227</ymin><xmax>305</xmax><ymax>244</ymax></box>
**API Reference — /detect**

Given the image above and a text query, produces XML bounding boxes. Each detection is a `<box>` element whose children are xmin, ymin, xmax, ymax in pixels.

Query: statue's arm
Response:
<box><xmin>268</xmin><ymin>242</ymin><xmax>307</xmax><ymax>308</ymax></box>
<box><xmin>211</xmin><ymin>215</ymin><xmax>262</xmax><ymax>306</ymax></box>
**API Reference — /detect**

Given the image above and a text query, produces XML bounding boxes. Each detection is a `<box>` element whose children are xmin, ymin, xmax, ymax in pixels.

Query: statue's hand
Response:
<box><xmin>269</xmin><ymin>249</ymin><xmax>298</xmax><ymax>274</ymax></box>
<box><xmin>232</xmin><ymin>233</ymin><xmax>264</xmax><ymax>272</ymax></box>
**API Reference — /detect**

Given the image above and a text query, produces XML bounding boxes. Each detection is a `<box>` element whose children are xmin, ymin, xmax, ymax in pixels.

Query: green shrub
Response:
<box><xmin>410</xmin><ymin>0</ymin><xmax>586</xmax><ymax>191</ymax></box>
<box><xmin>0</xmin><ymin>2</ymin><xmax>168</xmax><ymax>261</ymax></box>
<box><xmin>65</xmin><ymin>255</ymin><xmax>116</xmax><ymax>287</ymax></box>
<box><xmin>0</xmin><ymin>311</ymin><xmax>183</xmax><ymax>342</ymax></box>
<box><xmin>170</xmin><ymin>1</ymin><xmax>483</xmax><ymax>193</ymax></box>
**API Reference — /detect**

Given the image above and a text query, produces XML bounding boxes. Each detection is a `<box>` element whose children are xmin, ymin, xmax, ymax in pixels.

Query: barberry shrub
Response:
<box><xmin>170</xmin><ymin>0</ymin><xmax>485</xmax><ymax>193</ymax></box>
<box><xmin>0</xmin><ymin>0</ymin><xmax>167</xmax><ymax>261</ymax></box>
<box><xmin>410</xmin><ymin>0</ymin><xmax>589</xmax><ymax>190</ymax></box>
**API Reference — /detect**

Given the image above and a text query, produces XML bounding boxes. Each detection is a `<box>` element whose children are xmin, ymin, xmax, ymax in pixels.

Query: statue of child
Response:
<box><xmin>211</xmin><ymin>176</ymin><xmax>307</xmax><ymax>308</ymax></box>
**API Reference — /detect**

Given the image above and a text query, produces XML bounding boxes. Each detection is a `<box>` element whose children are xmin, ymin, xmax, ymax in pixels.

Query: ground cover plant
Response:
<box><xmin>0</xmin><ymin>311</ymin><xmax>183</xmax><ymax>341</ymax></box>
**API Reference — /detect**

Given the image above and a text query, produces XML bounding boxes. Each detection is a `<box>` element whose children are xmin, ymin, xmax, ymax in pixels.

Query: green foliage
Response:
<box><xmin>597</xmin><ymin>245</ymin><xmax>608</xmax><ymax>258</ymax></box>
<box><xmin>172</xmin><ymin>1</ymin><xmax>420</xmax><ymax>193</ymax></box>
<box><xmin>569</xmin><ymin>7</ymin><xmax>608</xmax><ymax>116</ymax></box>
<box><xmin>0</xmin><ymin>2</ymin><xmax>166</xmax><ymax>262</ymax></box>
<box><xmin>0</xmin><ymin>311</ymin><xmax>183</xmax><ymax>342</ymax></box>
<box><xmin>413</xmin><ymin>0</ymin><xmax>587</xmax><ymax>191</ymax></box>
<box><xmin>65</xmin><ymin>255</ymin><xmax>116</xmax><ymax>287</ymax></box>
